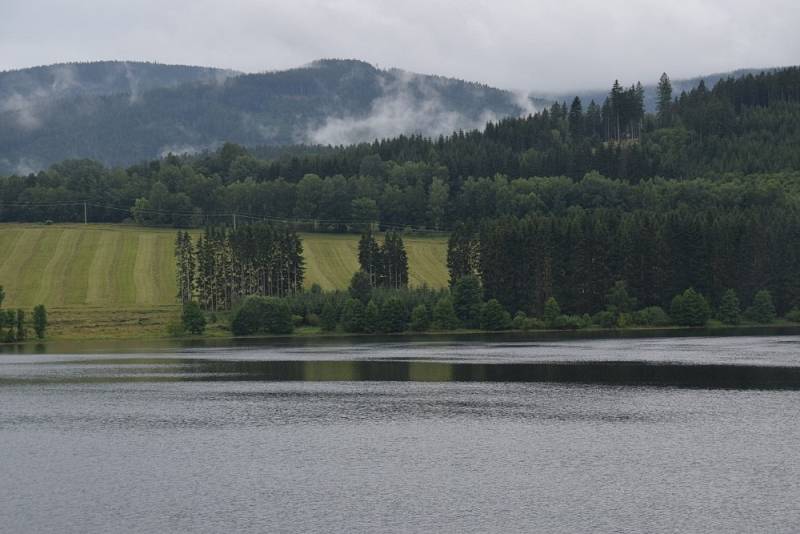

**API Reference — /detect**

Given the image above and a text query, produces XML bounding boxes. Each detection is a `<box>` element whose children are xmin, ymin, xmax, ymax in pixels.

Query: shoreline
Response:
<box><xmin>3</xmin><ymin>323</ymin><xmax>800</xmax><ymax>354</ymax></box>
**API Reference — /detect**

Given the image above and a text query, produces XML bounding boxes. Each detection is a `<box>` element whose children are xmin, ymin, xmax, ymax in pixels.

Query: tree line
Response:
<box><xmin>447</xmin><ymin>206</ymin><xmax>800</xmax><ymax>317</ymax></box>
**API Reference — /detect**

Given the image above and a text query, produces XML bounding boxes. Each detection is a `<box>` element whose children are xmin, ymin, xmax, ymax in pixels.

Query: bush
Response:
<box><xmin>181</xmin><ymin>301</ymin><xmax>206</xmax><ymax>335</ymax></box>
<box><xmin>363</xmin><ymin>300</ymin><xmax>381</xmax><ymax>333</ymax></box>
<box><xmin>231</xmin><ymin>296</ymin><xmax>293</xmax><ymax>336</ymax></box>
<box><xmin>432</xmin><ymin>296</ymin><xmax>460</xmax><ymax>330</ymax></box>
<box><xmin>717</xmin><ymin>289</ymin><xmax>741</xmax><ymax>325</ymax></box>
<box><xmin>745</xmin><ymin>290</ymin><xmax>776</xmax><ymax>324</ymax></box>
<box><xmin>480</xmin><ymin>299</ymin><xmax>511</xmax><ymax>331</ymax></box>
<box><xmin>525</xmin><ymin>317</ymin><xmax>546</xmax><ymax>330</ymax></box>
<box><xmin>670</xmin><ymin>288</ymin><xmax>711</xmax><ymax>327</ymax></box>
<box><xmin>341</xmin><ymin>298</ymin><xmax>365</xmax><ymax>333</ymax></box>
<box><xmin>605</xmin><ymin>280</ymin><xmax>637</xmax><ymax>314</ymax></box>
<box><xmin>552</xmin><ymin>314</ymin><xmax>587</xmax><ymax>330</ymax></box>
<box><xmin>632</xmin><ymin>306</ymin><xmax>671</xmax><ymax>327</ymax></box>
<box><xmin>786</xmin><ymin>307</ymin><xmax>800</xmax><ymax>323</ymax></box>
<box><xmin>452</xmin><ymin>275</ymin><xmax>483</xmax><ymax>328</ymax></box>
<box><xmin>410</xmin><ymin>305</ymin><xmax>431</xmax><ymax>331</ymax></box>
<box><xmin>380</xmin><ymin>297</ymin><xmax>408</xmax><ymax>333</ymax></box>
<box><xmin>593</xmin><ymin>310</ymin><xmax>617</xmax><ymax>328</ymax></box>
<box><xmin>349</xmin><ymin>271</ymin><xmax>373</xmax><ymax>305</ymax></box>
<box><xmin>511</xmin><ymin>311</ymin><xmax>528</xmax><ymax>330</ymax></box>
<box><xmin>306</xmin><ymin>313</ymin><xmax>321</xmax><ymax>327</ymax></box>
<box><xmin>320</xmin><ymin>301</ymin><xmax>338</xmax><ymax>332</ymax></box>
<box><xmin>543</xmin><ymin>297</ymin><xmax>561</xmax><ymax>326</ymax></box>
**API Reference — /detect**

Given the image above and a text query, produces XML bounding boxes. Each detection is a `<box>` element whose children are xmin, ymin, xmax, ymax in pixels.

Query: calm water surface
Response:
<box><xmin>1</xmin><ymin>336</ymin><xmax>799</xmax><ymax>533</ymax></box>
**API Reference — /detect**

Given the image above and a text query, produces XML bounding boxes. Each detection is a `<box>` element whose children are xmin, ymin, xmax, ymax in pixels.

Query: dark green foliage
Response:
<box><xmin>717</xmin><ymin>289</ymin><xmax>742</xmax><ymax>325</ymax></box>
<box><xmin>543</xmin><ymin>297</ymin><xmax>561</xmax><ymax>326</ymax></box>
<box><xmin>181</xmin><ymin>301</ymin><xmax>206</xmax><ymax>334</ymax></box>
<box><xmin>380</xmin><ymin>297</ymin><xmax>407</xmax><ymax>333</ymax></box>
<box><xmin>363</xmin><ymin>300</ymin><xmax>381</xmax><ymax>333</ymax></box>
<box><xmin>381</xmin><ymin>232</ymin><xmax>409</xmax><ymax>289</ymax></box>
<box><xmin>551</xmin><ymin>314</ymin><xmax>588</xmax><ymax>330</ymax></box>
<box><xmin>447</xmin><ymin>224</ymin><xmax>479</xmax><ymax>283</ymax></box>
<box><xmin>606</xmin><ymin>281</ymin><xmax>637</xmax><ymax>315</ymax></box>
<box><xmin>656</xmin><ymin>72</ymin><xmax>673</xmax><ymax>127</ymax></box>
<box><xmin>320</xmin><ymin>301</ymin><xmax>339</xmax><ymax>332</ymax></box>
<box><xmin>511</xmin><ymin>311</ymin><xmax>528</xmax><ymax>330</ymax></box>
<box><xmin>349</xmin><ymin>271</ymin><xmax>373</xmax><ymax>305</ymax></box>
<box><xmin>432</xmin><ymin>296</ymin><xmax>460</xmax><ymax>330</ymax></box>
<box><xmin>786</xmin><ymin>308</ymin><xmax>800</xmax><ymax>323</ymax></box>
<box><xmin>231</xmin><ymin>296</ymin><xmax>293</xmax><ymax>335</ymax></box>
<box><xmin>0</xmin><ymin>285</ymin><xmax>4</xmax><ymax>307</ymax></box>
<box><xmin>593</xmin><ymin>310</ymin><xmax>618</xmax><ymax>329</ymax></box>
<box><xmin>340</xmin><ymin>298</ymin><xmax>365</xmax><ymax>333</ymax></box>
<box><xmin>32</xmin><ymin>305</ymin><xmax>47</xmax><ymax>339</ymax></box>
<box><xmin>480</xmin><ymin>299</ymin><xmax>511</xmax><ymax>331</ymax></box>
<box><xmin>670</xmin><ymin>289</ymin><xmax>712</xmax><ymax>327</ymax></box>
<box><xmin>15</xmin><ymin>309</ymin><xmax>25</xmax><ymax>341</ymax></box>
<box><xmin>358</xmin><ymin>230</ymin><xmax>382</xmax><ymax>286</ymax></box>
<box><xmin>632</xmin><ymin>306</ymin><xmax>671</xmax><ymax>327</ymax></box>
<box><xmin>410</xmin><ymin>305</ymin><xmax>431</xmax><ymax>331</ymax></box>
<box><xmin>451</xmin><ymin>275</ymin><xmax>483</xmax><ymax>328</ymax></box>
<box><xmin>746</xmin><ymin>290</ymin><xmax>776</xmax><ymax>324</ymax></box>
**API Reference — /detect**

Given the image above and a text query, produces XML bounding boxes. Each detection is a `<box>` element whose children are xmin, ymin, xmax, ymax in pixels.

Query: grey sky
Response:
<box><xmin>1</xmin><ymin>0</ymin><xmax>798</xmax><ymax>92</ymax></box>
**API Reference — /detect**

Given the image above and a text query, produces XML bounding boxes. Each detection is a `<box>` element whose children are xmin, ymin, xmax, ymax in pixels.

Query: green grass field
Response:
<box><xmin>0</xmin><ymin>223</ymin><xmax>448</xmax><ymax>309</ymax></box>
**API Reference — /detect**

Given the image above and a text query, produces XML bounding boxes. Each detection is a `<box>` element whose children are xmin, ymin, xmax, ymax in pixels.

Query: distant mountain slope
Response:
<box><xmin>0</xmin><ymin>61</ymin><xmax>239</xmax><ymax>101</ymax></box>
<box><xmin>540</xmin><ymin>67</ymin><xmax>779</xmax><ymax>111</ymax></box>
<box><xmin>0</xmin><ymin>59</ymin><xmax>537</xmax><ymax>173</ymax></box>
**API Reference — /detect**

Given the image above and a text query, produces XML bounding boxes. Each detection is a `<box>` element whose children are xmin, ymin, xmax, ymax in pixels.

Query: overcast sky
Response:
<box><xmin>1</xmin><ymin>0</ymin><xmax>798</xmax><ymax>92</ymax></box>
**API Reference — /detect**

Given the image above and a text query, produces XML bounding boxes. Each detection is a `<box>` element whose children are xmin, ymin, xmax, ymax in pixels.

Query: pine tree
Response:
<box><xmin>656</xmin><ymin>72</ymin><xmax>673</xmax><ymax>127</ymax></box>
<box><xmin>32</xmin><ymin>305</ymin><xmax>47</xmax><ymax>339</ymax></box>
<box><xmin>717</xmin><ymin>289</ymin><xmax>741</xmax><ymax>325</ymax></box>
<box><xmin>568</xmin><ymin>97</ymin><xmax>583</xmax><ymax>140</ymax></box>
<box><xmin>358</xmin><ymin>229</ymin><xmax>382</xmax><ymax>286</ymax></box>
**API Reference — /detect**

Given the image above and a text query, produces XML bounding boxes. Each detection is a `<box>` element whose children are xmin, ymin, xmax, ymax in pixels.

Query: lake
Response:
<box><xmin>1</xmin><ymin>335</ymin><xmax>799</xmax><ymax>533</ymax></box>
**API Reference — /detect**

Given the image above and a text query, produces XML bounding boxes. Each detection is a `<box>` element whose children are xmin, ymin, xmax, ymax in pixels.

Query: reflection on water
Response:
<box><xmin>3</xmin><ymin>358</ymin><xmax>800</xmax><ymax>390</ymax></box>
<box><xmin>2</xmin><ymin>336</ymin><xmax>800</xmax><ymax>533</ymax></box>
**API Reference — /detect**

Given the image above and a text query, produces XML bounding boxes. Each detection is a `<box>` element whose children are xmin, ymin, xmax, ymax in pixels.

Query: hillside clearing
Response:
<box><xmin>0</xmin><ymin>223</ymin><xmax>448</xmax><ymax>309</ymax></box>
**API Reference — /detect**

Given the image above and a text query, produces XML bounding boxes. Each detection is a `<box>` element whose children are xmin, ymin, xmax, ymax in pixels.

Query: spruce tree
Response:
<box><xmin>717</xmin><ymin>289</ymin><xmax>741</xmax><ymax>325</ymax></box>
<box><xmin>32</xmin><ymin>305</ymin><xmax>47</xmax><ymax>339</ymax></box>
<box><xmin>656</xmin><ymin>72</ymin><xmax>673</xmax><ymax>127</ymax></box>
<box><xmin>363</xmin><ymin>300</ymin><xmax>381</xmax><ymax>333</ymax></box>
<box><xmin>452</xmin><ymin>275</ymin><xmax>483</xmax><ymax>328</ymax></box>
<box><xmin>432</xmin><ymin>296</ymin><xmax>460</xmax><ymax>330</ymax></box>
<box><xmin>747</xmin><ymin>290</ymin><xmax>776</xmax><ymax>323</ymax></box>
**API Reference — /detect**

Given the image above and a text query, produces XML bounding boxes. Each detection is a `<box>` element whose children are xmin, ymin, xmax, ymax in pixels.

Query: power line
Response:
<box><xmin>0</xmin><ymin>200</ymin><xmax>452</xmax><ymax>234</ymax></box>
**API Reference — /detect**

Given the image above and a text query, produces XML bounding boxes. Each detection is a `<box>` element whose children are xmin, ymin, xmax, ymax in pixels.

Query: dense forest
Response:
<box><xmin>2</xmin><ymin>67</ymin><xmax>800</xmax><ymax>228</ymax></box>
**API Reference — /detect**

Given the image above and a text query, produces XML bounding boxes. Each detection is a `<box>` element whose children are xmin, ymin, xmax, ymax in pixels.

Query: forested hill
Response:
<box><xmin>0</xmin><ymin>61</ymin><xmax>239</xmax><ymax>101</ymax></box>
<box><xmin>541</xmin><ymin>67</ymin><xmax>776</xmax><ymax>113</ymax></box>
<box><xmin>0</xmin><ymin>59</ymin><xmax>534</xmax><ymax>174</ymax></box>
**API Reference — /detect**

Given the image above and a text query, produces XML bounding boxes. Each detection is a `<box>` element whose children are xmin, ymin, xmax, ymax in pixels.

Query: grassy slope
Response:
<box><xmin>0</xmin><ymin>222</ymin><xmax>448</xmax><ymax>306</ymax></box>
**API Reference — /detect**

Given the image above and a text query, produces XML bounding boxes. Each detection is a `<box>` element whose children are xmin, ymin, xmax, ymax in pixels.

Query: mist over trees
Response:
<box><xmin>3</xmin><ymin>67</ymin><xmax>800</xmax><ymax>232</ymax></box>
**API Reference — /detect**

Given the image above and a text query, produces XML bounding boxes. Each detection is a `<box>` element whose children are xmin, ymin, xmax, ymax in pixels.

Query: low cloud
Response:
<box><xmin>306</xmin><ymin>70</ymin><xmax>517</xmax><ymax>145</ymax></box>
<box><xmin>0</xmin><ymin>92</ymin><xmax>45</xmax><ymax>130</ymax></box>
<box><xmin>158</xmin><ymin>143</ymin><xmax>209</xmax><ymax>159</ymax></box>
